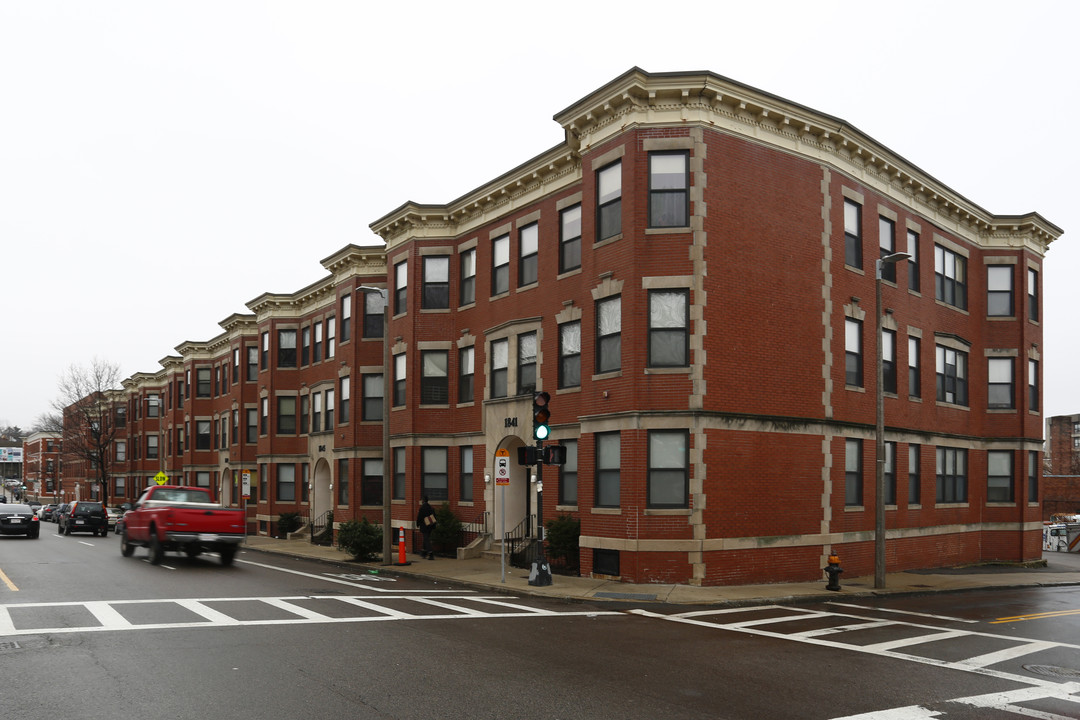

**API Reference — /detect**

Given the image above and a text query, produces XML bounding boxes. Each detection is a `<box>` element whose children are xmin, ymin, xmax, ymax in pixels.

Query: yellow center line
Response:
<box><xmin>990</xmin><ymin>608</ymin><xmax>1080</xmax><ymax>624</ymax></box>
<box><xmin>0</xmin><ymin>567</ymin><xmax>18</xmax><ymax>592</ymax></box>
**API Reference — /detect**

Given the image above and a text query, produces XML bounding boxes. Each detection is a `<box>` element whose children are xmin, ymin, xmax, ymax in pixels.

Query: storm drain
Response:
<box><xmin>594</xmin><ymin>592</ymin><xmax>657</xmax><ymax>601</ymax></box>
<box><xmin>0</xmin><ymin>641</ymin><xmax>20</xmax><ymax>652</ymax></box>
<box><xmin>1023</xmin><ymin>664</ymin><xmax>1080</xmax><ymax>679</ymax></box>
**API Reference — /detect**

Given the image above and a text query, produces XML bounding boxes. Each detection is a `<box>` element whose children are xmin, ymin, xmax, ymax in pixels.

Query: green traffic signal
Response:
<box><xmin>533</xmin><ymin>391</ymin><xmax>550</xmax><ymax>440</ymax></box>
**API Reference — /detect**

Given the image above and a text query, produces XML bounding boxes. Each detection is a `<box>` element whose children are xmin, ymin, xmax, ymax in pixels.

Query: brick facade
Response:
<box><xmin>1045</xmin><ymin>415</ymin><xmax>1080</xmax><ymax>518</ymax></box>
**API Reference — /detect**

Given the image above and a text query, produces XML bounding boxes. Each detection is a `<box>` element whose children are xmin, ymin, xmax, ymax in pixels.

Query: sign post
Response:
<box><xmin>495</xmin><ymin>449</ymin><xmax>510</xmax><ymax>583</ymax></box>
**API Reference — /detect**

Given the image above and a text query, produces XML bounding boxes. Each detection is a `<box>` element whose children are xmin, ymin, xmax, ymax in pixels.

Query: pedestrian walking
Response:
<box><xmin>417</xmin><ymin>495</ymin><xmax>436</xmax><ymax>559</ymax></box>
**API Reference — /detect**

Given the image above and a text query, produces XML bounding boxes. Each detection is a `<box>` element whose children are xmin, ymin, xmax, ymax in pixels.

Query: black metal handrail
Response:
<box><xmin>504</xmin><ymin>513</ymin><xmax>537</xmax><ymax>568</ymax></box>
<box><xmin>310</xmin><ymin>509</ymin><xmax>334</xmax><ymax>546</ymax></box>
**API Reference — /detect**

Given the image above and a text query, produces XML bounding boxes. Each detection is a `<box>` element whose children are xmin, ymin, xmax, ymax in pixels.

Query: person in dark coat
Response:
<box><xmin>416</xmin><ymin>495</ymin><xmax>436</xmax><ymax>560</ymax></box>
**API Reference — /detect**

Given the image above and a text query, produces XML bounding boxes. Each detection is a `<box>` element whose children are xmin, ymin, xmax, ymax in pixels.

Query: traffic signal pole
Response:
<box><xmin>529</xmin><ymin>391</ymin><xmax>553</xmax><ymax>587</ymax></box>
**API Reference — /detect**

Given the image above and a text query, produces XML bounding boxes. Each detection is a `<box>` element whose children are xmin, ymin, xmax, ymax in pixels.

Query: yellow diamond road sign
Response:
<box><xmin>154</xmin><ymin>471</ymin><xmax>169</xmax><ymax>485</ymax></box>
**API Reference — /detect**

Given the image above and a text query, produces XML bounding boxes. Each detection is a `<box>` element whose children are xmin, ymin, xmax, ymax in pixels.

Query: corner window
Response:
<box><xmin>518</xmin><ymin>223</ymin><xmax>538</xmax><ymax>287</ymax></box>
<box><xmin>1029</xmin><ymin>359</ymin><xmax>1039</xmax><ymax>412</ymax></box>
<box><xmin>197</xmin><ymin>368</ymin><xmax>211</xmax><ymax>398</ymax></box>
<box><xmin>420</xmin><ymin>351</ymin><xmax>449</xmax><ymax>405</ymax></box>
<box><xmin>879</xmin><ymin>217</ymin><xmax>896</xmax><ymax>283</ymax></box>
<box><xmin>559</xmin><ymin>204</ymin><xmax>581</xmax><ymax>273</ymax></box>
<box><xmin>595</xmin><ymin>432</ymin><xmax>620</xmax><ymax>508</ymax></box>
<box><xmin>340</xmin><ymin>293</ymin><xmax>352</xmax><ymax>342</ymax></box>
<box><xmin>277</xmin><ymin>396</ymin><xmax>296</xmax><ymax>434</ymax></box>
<box><xmin>845</xmin><ymin>438</ymin><xmax>862</xmax><ymax>506</ymax></box>
<box><xmin>197</xmin><ymin>420</ymin><xmax>212</xmax><ymax>450</ymax></box>
<box><xmin>246</xmin><ymin>409</ymin><xmax>257</xmax><ymax>443</ymax></box>
<box><xmin>423</xmin><ymin>256</ymin><xmax>450</xmax><ymax>309</ymax></box>
<box><xmin>301</xmin><ymin>326</ymin><xmax>311</xmax><ymax>365</ymax></box>
<box><xmin>362</xmin><ymin>458</ymin><xmax>383</xmax><ymax>506</ymax></box>
<box><xmin>393</xmin><ymin>447</ymin><xmax>405</xmax><ymax>500</ymax></box>
<box><xmin>458</xmin><ymin>347</ymin><xmax>474</xmax><ymax>404</ymax></box>
<box><xmin>460</xmin><ymin>249</ymin><xmax>476</xmax><ymax>306</ymax></box>
<box><xmin>987</xmin><ymin>265</ymin><xmax>1014</xmax><ymax>317</ymax></box>
<box><xmin>517</xmin><ymin>332</ymin><xmax>537</xmax><ymax>396</ymax></box>
<box><xmin>492</xmin><ymin>235</ymin><xmax>510</xmax><ymax>296</ymax></box>
<box><xmin>336</xmin><ymin>458</ymin><xmax>348</xmax><ymax>505</ymax></box>
<box><xmin>394</xmin><ymin>261</ymin><xmax>407</xmax><ymax>315</ymax></box>
<box><xmin>1028</xmin><ymin>268</ymin><xmax>1039</xmax><ymax>321</ymax></box>
<box><xmin>882</xmin><ymin>329</ymin><xmax>896</xmax><ymax>394</ymax></box>
<box><xmin>648</xmin><ymin>151</ymin><xmax>689</xmax><ymax>228</ymax></box>
<box><xmin>597</xmin><ymin>161</ymin><xmax>622</xmax><ymax>241</ymax></box>
<box><xmin>908</xmin><ymin>444</ymin><xmax>921</xmax><ymax>505</ymax></box>
<box><xmin>326</xmin><ymin>317</ymin><xmax>335</xmax><ymax>359</ymax></box>
<box><xmin>459</xmin><ymin>447</ymin><xmax>474</xmax><ymax>502</ymax></box>
<box><xmin>312</xmin><ymin>392</ymin><xmax>322</xmax><ymax>433</ymax></box>
<box><xmin>277</xmin><ymin>464</ymin><xmax>296</xmax><ymax>502</ymax></box>
<box><xmin>490</xmin><ymin>339</ymin><xmax>508</xmax><ymax>399</ymax></box>
<box><xmin>934</xmin><ymin>245</ymin><xmax>967</xmax><ymax>310</ymax></box>
<box><xmin>339</xmin><ymin>376</ymin><xmax>350</xmax><ymax>424</ymax></box>
<box><xmin>558</xmin><ymin>440</ymin><xmax>578</xmax><ymax>506</ymax></box>
<box><xmin>393</xmin><ymin>354</ymin><xmax>406</xmax><ymax>407</ymax></box>
<box><xmin>596</xmin><ymin>296</ymin><xmax>621</xmax><ymax>373</ymax></box>
<box><xmin>936</xmin><ymin>345</ymin><xmax>968</xmax><ymax>406</ymax></box>
<box><xmin>936</xmin><ymin>447</ymin><xmax>967</xmax><ymax>503</ymax></box>
<box><xmin>260</xmin><ymin>331</ymin><xmax>269</xmax><ymax>370</ymax></box>
<box><xmin>324</xmin><ymin>389</ymin><xmax>334</xmax><ymax>431</ymax></box>
<box><xmin>908</xmin><ymin>336</ymin><xmax>921</xmax><ymax>399</ymax></box>
<box><xmin>313</xmin><ymin>321</ymin><xmax>323</xmax><ymax>363</ymax></box>
<box><xmin>884</xmin><ymin>441</ymin><xmax>896</xmax><ymax>504</ymax></box>
<box><xmin>987</xmin><ymin>450</ymin><xmax>1014</xmax><ymax>503</ymax></box>
<box><xmin>363</xmin><ymin>290</ymin><xmax>385</xmax><ymax>339</ymax></box>
<box><xmin>421</xmin><ymin>447</ymin><xmax>448</xmax><ymax>502</ymax></box>
<box><xmin>277</xmin><ymin>329</ymin><xmax>297</xmax><ymax>368</ymax></box>
<box><xmin>987</xmin><ymin>357</ymin><xmax>1014</xmax><ymax>410</ymax></box>
<box><xmin>362</xmin><ymin>374</ymin><xmax>383</xmax><ymax>421</ymax></box>
<box><xmin>260</xmin><ymin>398</ymin><xmax>268</xmax><ymax>435</ymax></box>
<box><xmin>246</xmin><ymin>345</ymin><xmax>258</xmax><ymax>381</ymax></box>
<box><xmin>907</xmin><ymin>230</ymin><xmax>920</xmax><ymax>291</ymax></box>
<box><xmin>1028</xmin><ymin>451</ymin><xmax>1039</xmax><ymax>502</ymax></box>
<box><xmin>648</xmin><ymin>289</ymin><xmax>689</xmax><ymax>368</ymax></box>
<box><xmin>559</xmin><ymin>321</ymin><xmax>581</xmax><ymax>389</ymax></box>
<box><xmin>845</xmin><ymin>319</ymin><xmax>863</xmax><ymax>387</ymax></box>
<box><xmin>648</xmin><ymin>430</ymin><xmax>689</xmax><ymax>508</ymax></box>
<box><xmin>844</xmin><ymin>200</ymin><xmax>862</xmax><ymax>269</ymax></box>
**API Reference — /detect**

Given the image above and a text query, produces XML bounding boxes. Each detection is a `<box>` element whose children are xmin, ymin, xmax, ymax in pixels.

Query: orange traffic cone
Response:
<box><xmin>396</xmin><ymin>525</ymin><xmax>410</xmax><ymax>566</ymax></box>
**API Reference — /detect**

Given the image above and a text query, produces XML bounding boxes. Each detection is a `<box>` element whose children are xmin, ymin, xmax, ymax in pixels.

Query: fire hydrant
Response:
<box><xmin>824</xmin><ymin>554</ymin><xmax>843</xmax><ymax>591</ymax></box>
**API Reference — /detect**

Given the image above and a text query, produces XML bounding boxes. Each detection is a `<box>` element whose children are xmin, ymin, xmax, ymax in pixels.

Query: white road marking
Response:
<box><xmin>85</xmin><ymin>601</ymin><xmax>132</xmax><ymax>629</ymax></box>
<box><xmin>827</xmin><ymin>602</ymin><xmax>979</xmax><ymax>624</ymax></box>
<box><xmin>957</xmin><ymin>640</ymin><xmax>1058</xmax><ymax>669</ymax></box>
<box><xmin>235</xmin><ymin>557</ymin><xmax>461</xmax><ymax>592</ymax></box>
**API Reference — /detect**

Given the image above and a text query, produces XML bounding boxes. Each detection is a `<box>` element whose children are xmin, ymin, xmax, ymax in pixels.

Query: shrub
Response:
<box><xmin>277</xmin><ymin>512</ymin><xmax>302</xmax><ymax>537</ymax></box>
<box><xmin>545</xmin><ymin>514</ymin><xmax>580</xmax><ymax>570</ymax></box>
<box><xmin>430</xmin><ymin>503</ymin><xmax>464</xmax><ymax>556</ymax></box>
<box><xmin>337</xmin><ymin>518</ymin><xmax>383</xmax><ymax>561</ymax></box>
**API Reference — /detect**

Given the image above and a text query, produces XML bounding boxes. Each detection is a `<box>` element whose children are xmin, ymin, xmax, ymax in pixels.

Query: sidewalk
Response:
<box><xmin>241</xmin><ymin>534</ymin><xmax>1080</xmax><ymax>606</ymax></box>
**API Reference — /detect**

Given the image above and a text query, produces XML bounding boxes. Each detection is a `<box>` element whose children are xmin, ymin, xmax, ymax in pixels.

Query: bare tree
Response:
<box><xmin>32</xmin><ymin>413</ymin><xmax>63</xmax><ymax>433</ymax></box>
<box><xmin>51</xmin><ymin>358</ymin><xmax>123</xmax><ymax>506</ymax></box>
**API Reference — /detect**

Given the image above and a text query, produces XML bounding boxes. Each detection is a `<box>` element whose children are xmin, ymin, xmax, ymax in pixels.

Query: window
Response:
<box><xmin>337</xmin><ymin>458</ymin><xmax>348</xmax><ymax>505</ymax></box>
<box><xmin>884</xmin><ymin>441</ymin><xmax>896</xmax><ymax>505</ymax></box>
<box><xmin>313</xmin><ymin>321</ymin><xmax>323</xmax><ymax>363</ymax></box>
<box><xmin>362</xmin><ymin>459</ymin><xmax>382</xmax><ymax>506</ymax></box>
<box><xmin>312</xmin><ymin>392</ymin><xmax>322</xmax><ymax>433</ymax></box>
<box><xmin>363</xmin><ymin>290</ymin><xmax>385</xmax><ymax>339</ymax></box>
<box><xmin>197</xmin><ymin>368</ymin><xmax>211</xmax><ymax>398</ymax></box>
<box><xmin>259</xmin><ymin>464</ymin><xmax>267</xmax><ymax>501</ymax></box>
<box><xmin>490</xmin><ymin>339</ymin><xmax>508</xmax><ymax>399</ymax></box>
<box><xmin>420</xmin><ymin>351</ymin><xmax>449</xmax><ymax>404</ymax></box>
<box><xmin>1028</xmin><ymin>451</ymin><xmax>1039</xmax><ymax>502</ymax></box>
<box><xmin>1029</xmin><ymin>359</ymin><xmax>1039</xmax><ymax>412</ymax></box>
<box><xmin>596</xmin><ymin>296</ymin><xmax>621</xmax><ymax>373</ymax></box>
<box><xmin>597</xmin><ymin>161</ymin><xmax>622</xmax><ymax>241</ymax></box>
<box><xmin>845</xmin><ymin>438</ymin><xmax>862</xmax><ymax>506</ymax></box>
<box><xmin>517</xmin><ymin>332</ymin><xmax>537</xmax><ymax>396</ymax></box>
<box><xmin>246</xmin><ymin>408</ymin><xmax>257</xmax><ymax>443</ymax></box>
<box><xmin>301</xmin><ymin>326</ymin><xmax>310</xmax><ymax>366</ymax></box>
<box><xmin>196</xmin><ymin>420</ymin><xmax>211</xmax><ymax>451</ymax></box>
<box><xmin>362</xmin><ymin>375</ymin><xmax>384</xmax><ymax>418</ymax></box>
<box><xmin>277</xmin><ymin>464</ymin><xmax>296</xmax><ymax>502</ymax></box>
<box><xmin>595</xmin><ymin>432</ymin><xmax>620</xmax><ymax>508</ymax></box>
<box><xmin>340</xmin><ymin>293</ymin><xmax>351</xmax><ymax>342</ymax></box>
<box><xmin>232</xmin><ymin>348</ymin><xmax>240</xmax><ymax>384</ymax></box>
<box><xmin>393</xmin><ymin>354</ymin><xmax>407</xmax><ymax>407</ymax></box>
<box><xmin>458</xmin><ymin>347</ymin><xmax>474</xmax><ymax>404</ymax></box>
<box><xmin>278</xmin><ymin>329</ymin><xmax>297</xmax><ymax>368</ymax></box>
<box><xmin>936</xmin><ymin>447</ymin><xmax>967</xmax><ymax>503</ymax></box>
<box><xmin>559</xmin><ymin>321</ymin><xmax>581</xmax><ymax>389</ymax></box>
<box><xmin>558</xmin><ymin>440</ymin><xmax>578</xmax><ymax>506</ymax></box>
<box><xmin>214</xmin><ymin>367</ymin><xmax>220</xmax><ymax>397</ymax></box>
<box><xmin>324</xmin><ymin>389</ymin><xmax>334</xmax><ymax>431</ymax></box>
<box><xmin>339</xmin><ymin>377</ymin><xmax>349</xmax><ymax>424</ymax></box>
<box><xmin>845</xmin><ymin>319</ymin><xmax>863</xmax><ymax>387</ymax></box>
<box><xmin>422</xmin><ymin>447</ymin><xmax>448</xmax><ymax>502</ymax></box>
<box><xmin>423</xmin><ymin>256</ymin><xmax>450</xmax><ymax>309</ymax></box>
<box><xmin>908</xmin><ymin>444</ymin><xmax>921</xmax><ymax>505</ymax></box>
<box><xmin>844</xmin><ymin>199</ymin><xmax>862</xmax><ymax>269</ymax></box>
<box><xmin>393</xmin><ymin>447</ymin><xmax>405</xmax><ymax>500</ymax></box>
<box><xmin>649</xmin><ymin>151</ymin><xmax>689</xmax><ymax>228</ymax></box>
<box><xmin>492</xmin><ymin>234</ymin><xmax>510</xmax><ymax>296</ymax></box>
<box><xmin>649</xmin><ymin>289</ymin><xmax>689</xmax><ymax>367</ymax></box>
<box><xmin>987</xmin><ymin>357</ymin><xmax>1014</xmax><ymax>410</ymax></box>
<box><xmin>301</xmin><ymin>463</ymin><xmax>309</xmax><ymax>503</ymax></box>
<box><xmin>115</xmin><ymin>440</ymin><xmax>126</xmax><ymax>462</ymax></box>
<box><xmin>882</xmin><ymin>329</ymin><xmax>896</xmax><ymax>394</ymax></box>
<box><xmin>460</xmin><ymin>249</ymin><xmax>476</xmax><ymax>306</ymax></box>
<box><xmin>648</xmin><ymin>430</ymin><xmax>689</xmax><ymax>508</ymax></box>
<box><xmin>260</xmin><ymin>398</ymin><xmax>268</xmax><ymax>435</ymax></box>
<box><xmin>518</xmin><ymin>223</ymin><xmax>538</xmax><ymax>287</ymax></box>
<box><xmin>277</xmin><ymin>397</ymin><xmax>296</xmax><ymax>434</ymax></box>
<box><xmin>299</xmin><ymin>396</ymin><xmax>309</xmax><ymax>434</ymax></box>
<box><xmin>116</xmin><ymin>406</ymin><xmax>127</xmax><ymax>428</ymax></box>
<box><xmin>560</xmin><ymin>204</ymin><xmax>581</xmax><ymax>273</ymax></box>
<box><xmin>261</xmin><ymin>331</ymin><xmax>269</xmax><ymax>370</ymax></box>
<box><xmin>987</xmin><ymin>265</ymin><xmax>1013</xmax><ymax>317</ymax></box>
<box><xmin>908</xmin><ymin>337</ymin><xmax>921</xmax><ymax>398</ymax></box>
<box><xmin>176</xmin><ymin>382</ymin><xmax>184</xmax><ymax>409</ymax></box>
<box><xmin>326</xmin><ymin>316</ymin><xmax>335</xmax><ymax>359</ymax></box>
<box><xmin>987</xmin><ymin>450</ymin><xmax>1014</xmax><ymax>503</ymax></box>
<box><xmin>457</xmin><ymin>446</ymin><xmax>470</xmax><ymax>505</ymax></box>
<box><xmin>394</xmin><ymin>261</ymin><xmax>407</xmax><ymax>315</ymax></box>
<box><xmin>232</xmin><ymin>409</ymin><xmax>239</xmax><ymax>444</ymax></box>
<box><xmin>147</xmin><ymin>394</ymin><xmax>160</xmax><ymax>418</ymax></box>
<box><xmin>146</xmin><ymin>435</ymin><xmax>159</xmax><ymax>460</ymax></box>
<box><xmin>879</xmin><ymin>217</ymin><xmax>897</xmax><ymax>283</ymax></box>
<box><xmin>907</xmin><ymin>229</ymin><xmax>920</xmax><ymax>292</ymax></box>
<box><xmin>936</xmin><ymin>345</ymin><xmax>968</xmax><ymax>406</ymax></box>
<box><xmin>247</xmin><ymin>345</ymin><xmax>258</xmax><ymax>381</ymax></box>
<box><xmin>934</xmin><ymin>245</ymin><xmax>967</xmax><ymax>310</ymax></box>
<box><xmin>1028</xmin><ymin>268</ymin><xmax>1039</xmax><ymax>321</ymax></box>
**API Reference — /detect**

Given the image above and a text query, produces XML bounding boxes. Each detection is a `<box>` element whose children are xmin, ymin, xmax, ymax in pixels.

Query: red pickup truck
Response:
<box><xmin>120</xmin><ymin>485</ymin><xmax>247</xmax><ymax>566</ymax></box>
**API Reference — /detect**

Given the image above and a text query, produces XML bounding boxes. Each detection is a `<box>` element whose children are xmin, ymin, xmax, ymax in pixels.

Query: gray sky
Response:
<box><xmin>1</xmin><ymin>1</ymin><xmax>1076</xmax><ymax>431</ymax></box>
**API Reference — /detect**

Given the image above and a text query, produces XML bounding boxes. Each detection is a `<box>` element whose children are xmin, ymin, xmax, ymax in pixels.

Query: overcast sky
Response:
<box><xmin>1</xmin><ymin>1</ymin><xmax>1076</xmax><ymax>432</ymax></box>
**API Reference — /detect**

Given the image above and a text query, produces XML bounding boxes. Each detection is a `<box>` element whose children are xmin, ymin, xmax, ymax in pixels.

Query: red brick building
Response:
<box><xmin>22</xmin><ymin>431</ymin><xmax>61</xmax><ymax>501</ymax></box>
<box><xmin>1044</xmin><ymin>415</ymin><xmax>1080</xmax><ymax>518</ymax></box>
<box><xmin>65</xmin><ymin>68</ymin><xmax>1062</xmax><ymax>586</ymax></box>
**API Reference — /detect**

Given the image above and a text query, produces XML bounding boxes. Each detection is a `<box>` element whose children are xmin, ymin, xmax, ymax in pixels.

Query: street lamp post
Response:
<box><xmin>359</xmin><ymin>286</ymin><xmax>393</xmax><ymax>565</ymax></box>
<box><xmin>875</xmin><ymin>251</ymin><xmax>912</xmax><ymax>589</ymax></box>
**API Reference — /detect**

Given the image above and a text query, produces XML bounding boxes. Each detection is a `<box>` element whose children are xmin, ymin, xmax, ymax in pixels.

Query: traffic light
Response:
<box><xmin>517</xmin><ymin>446</ymin><xmax>539</xmax><ymax>466</ymax></box>
<box><xmin>542</xmin><ymin>444</ymin><xmax>566</xmax><ymax>466</ymax></box>
<box><xmin>532</xmin><ymin>391</ymin><xmax>551</xmax><ymax>440</ymax></box>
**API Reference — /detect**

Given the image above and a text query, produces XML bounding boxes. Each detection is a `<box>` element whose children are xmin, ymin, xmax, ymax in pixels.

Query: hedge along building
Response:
<box><xmin>370</xmin><ymin>67</ymin><xmax>1061</xmax><ymax>586</ymax></box>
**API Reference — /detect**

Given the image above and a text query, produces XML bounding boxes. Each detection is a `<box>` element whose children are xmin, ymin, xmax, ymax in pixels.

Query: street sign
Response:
<box><xmin>241</xmin><ymin>470</ymin><xmax>252</xmax><ymax>499</ymax></box>
<box><xmin>154</xmin><ymin>471</ymin><xmax>169</xmax><ymax>486</ymax></box>
<box><xmin>495</xmin><ymin>449</ymin><xmax>510</xmax><ymax>485</ymax></box>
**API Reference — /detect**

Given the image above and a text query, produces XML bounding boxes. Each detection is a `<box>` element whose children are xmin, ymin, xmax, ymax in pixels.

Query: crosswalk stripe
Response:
<box><xmin>85</xmin><ymin>601</ymin><xmax>132</xmax><ymax>629</ymax></box>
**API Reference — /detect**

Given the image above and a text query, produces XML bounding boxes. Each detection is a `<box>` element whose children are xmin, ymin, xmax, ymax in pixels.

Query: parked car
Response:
<box><xmin>27</xmin><ymin>500</ymin><xmax>41</xmax><ymax>513</ymax></box>
<box><xmin>0</xmin><ymin>503</ymin><xmax>41</xmax><ymax>538</ymax></box>
<box><xmin>40</xmin><ymin>503</ymin><xmax>60</xmax><ymax>521</ymax></box>
<box><xmin>58</xmin><ymin>501</ymin><xmax>109</xmax><ymax>536</ymax></box>
<box><xmin>54</xmin><ymin>503</ymin><xmax>71</xmax><ymax>524</ymax></box>
<box><xmin>105</xmin><ymin>506</ymin><xmax>123</xmax><ymax>530</ymax></box>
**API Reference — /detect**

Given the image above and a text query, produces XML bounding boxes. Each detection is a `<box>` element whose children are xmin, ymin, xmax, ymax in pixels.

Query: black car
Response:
<box><xmin>58</xmin><ymin>501</ymin><xmax>109</xmax><ymax>536</ymax></box>
<box><xmin>0</xmin><ymin>504</ymin><xmax>41</xmax><ymax>538</ymax></box>
<box><xmin>40</xmin><ymin>503</ymin><xmax>60</xmax><ymax>521</ymax></box>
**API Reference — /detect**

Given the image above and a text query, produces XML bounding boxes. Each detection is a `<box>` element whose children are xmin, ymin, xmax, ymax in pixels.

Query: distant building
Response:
<box><xmin>64</xmin><ymin>68</ymin><xmax>1062</xmax><ymax>586</ymax></box>
<box><xmin>1044</xmin><ymin>415</ymin><xmax>1080</xmax><ymax>518</ymax></box>
<box><xmin>22</xmin><ymin>432</ymin><xmax>61</xmax><ymax>501</ymax></box>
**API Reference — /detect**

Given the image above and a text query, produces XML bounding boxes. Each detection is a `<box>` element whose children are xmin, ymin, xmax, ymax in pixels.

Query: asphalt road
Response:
<box><xmin>2</xmin><ymin>526</ymin><xmax>1079</xmax><ymax>719</ymax></box>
